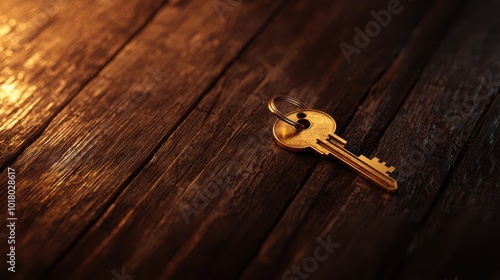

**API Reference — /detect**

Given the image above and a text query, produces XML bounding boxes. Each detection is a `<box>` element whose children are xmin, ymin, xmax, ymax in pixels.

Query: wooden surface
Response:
<box><xmin>0</xmin><ymin>0</ymin><xmax>498</xmax><ymax>279</ymax></box>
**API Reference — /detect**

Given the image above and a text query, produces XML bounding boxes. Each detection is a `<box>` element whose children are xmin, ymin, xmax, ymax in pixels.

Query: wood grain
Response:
<box><xmin>1</xmin><ymin>0</ymin><xmax>498</xmax><ymax>279</ymax></box>
<box><xmin>0</xmin><ymin>0</ymin><xmax>168</xmax><ymax>169</ymax></box>
<box><xmin>396</xmin><ymin>94</ymin><xmax>500</xmax><ymax>279</ymax></box>
<box><xmin>243</xmin><ymin>0</ymin><xmax>500</xmax><ymax>279</ymax></box>
<box><xmin>45</xmin><ymin>0</ymin><xmax>442</xmax><ymax>279</ymax></box>
<box><xmin>0</xmin><ymin>0</ymin><xmax>286</xmax><ymax>278</ymax></box>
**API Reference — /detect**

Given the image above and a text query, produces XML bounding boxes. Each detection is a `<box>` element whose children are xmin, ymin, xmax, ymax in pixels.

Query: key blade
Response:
<box><xmin>315</xmin><ymin>140</ymin><xmax>398</xmax><ymax>192</ymax></box>
<box><xmin>311</xmin><ymin>135</ymin><xmax>347</xmax><ymax>157</ymax></box>
<box><xmin>357</xmin><ymin>155</ymin><xmax>398</xmax><ymax>192</ymax></box>
<box><xmin>310</xmin><ymin>140</ymin><xmax>333</xmax><ymax>157</ymax></box>
<box><xmin>359</xmin><ymin>155</ymin><xmax>396</xmax><ymax>175</ymax></box>
<box><xmin>327</xmin><ymin>134</ymin><xmax>347</xmax><ymax>147</ymax></box>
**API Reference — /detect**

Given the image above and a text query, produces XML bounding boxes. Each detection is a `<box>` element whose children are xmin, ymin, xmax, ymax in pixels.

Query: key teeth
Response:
<box><xmin>357</xmin><ymin>155</ymin><xmax>396</xmax><ymax>175</ymax></box>
<box><xmin>380</xmin><ymin>161</ymin><xmax>395</xmax><ymax>174</ymax></box>
<box><xmin>366</xmin><ymin>156</ymin><xmax>396</xmax><ymax>175</ymax></box>
<box><xmin>386</xmin><ymin>165</ymin><xmax>395</xmax><ymax>174</ymax></box>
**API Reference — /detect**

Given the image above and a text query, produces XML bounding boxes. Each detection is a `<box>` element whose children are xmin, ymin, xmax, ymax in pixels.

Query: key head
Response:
<box><xmin>273</xmin><ymin>109</ymin><xmax>337</xmax><ymax>152</ymax></box>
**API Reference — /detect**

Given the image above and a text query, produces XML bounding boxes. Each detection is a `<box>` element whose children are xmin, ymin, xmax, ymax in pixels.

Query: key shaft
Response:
<box><xmin>313</xmin><ymin>135</ymin><xmax>397</xmax><ymax>192</ymax></box>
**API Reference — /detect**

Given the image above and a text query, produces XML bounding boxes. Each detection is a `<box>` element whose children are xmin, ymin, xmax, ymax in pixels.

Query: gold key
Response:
<box><xmin>269</xmin><ymin>96</ymin><xmax>398</xmax><ymax>192</ymax></box>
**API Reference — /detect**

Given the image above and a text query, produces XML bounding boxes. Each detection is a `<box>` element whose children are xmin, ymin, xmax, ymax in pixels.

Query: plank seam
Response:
<box><xmin>389</xmin><ymin>92</ymin><xmax>500</xmax><ymax>278</ymax></box>
<box><xmin>236</xmin><ymin>1</ymin><xmax>454</xmax><ymax>277</ymax></box>
<box><xmin>0</xmin><ymin>0</ymin><xmax>172</xmax><ymax>173</ymax></box>
<box><xmin>42</xmin><ymin>0</ymin><xmax>290</xmax><ymax>276</ymax></box>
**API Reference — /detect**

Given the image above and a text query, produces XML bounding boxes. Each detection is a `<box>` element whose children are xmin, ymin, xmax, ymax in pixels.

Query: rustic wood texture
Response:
<box><xmin>0</xmin><ymin>0</ymin><xmax>498</xmax><ymax>279</ymax></box>
<box><xmin>1</xmin><ymin>0</ymin><xmax>287</xmax><ymax>277</ymax></box>
<box><xmin>243</xmin><ymin>0</ymin><xmax>500</xmax><ymax>279</ymax></box>
<box><xmin>0</xmin><ymin>0</ymin><xmax>168</xmax><ymax>168</ymax></box>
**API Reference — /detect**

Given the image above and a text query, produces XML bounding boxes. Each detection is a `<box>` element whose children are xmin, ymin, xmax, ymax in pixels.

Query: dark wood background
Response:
<box><xmin>0</xmin><ymin>0</ymin><xmax>499</xmax><ymax>279</ymax></box>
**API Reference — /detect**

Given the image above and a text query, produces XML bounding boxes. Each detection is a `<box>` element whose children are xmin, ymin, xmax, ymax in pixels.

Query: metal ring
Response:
<box><xmin>268</xmin><ymin>96</ymin><xmax>309</xmax><ymax>129</ymax></box>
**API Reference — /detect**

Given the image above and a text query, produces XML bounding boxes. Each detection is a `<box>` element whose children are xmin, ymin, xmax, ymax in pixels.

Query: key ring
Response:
<box><xmin>268</xmin><ymin>96</ymin><xmax>309</xmax><ymax>129</ymax></box>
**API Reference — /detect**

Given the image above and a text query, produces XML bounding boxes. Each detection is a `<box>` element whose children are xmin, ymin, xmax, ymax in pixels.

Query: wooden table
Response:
<box><xmin>1</xmin><ymin>0</ymin><xmax>498</xmax><ymax>279</ymax></box>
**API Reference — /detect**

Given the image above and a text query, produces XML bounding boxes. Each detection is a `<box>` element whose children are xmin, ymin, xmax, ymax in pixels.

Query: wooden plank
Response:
<box><xmin>0</xmin><ymin>0</ymin><xmax>167</xmax><ymax>168</ymax></box>
<box><xmin>396</xmin><ymin>95</ymin><xmax>500</xmax><ymax>279</ymax></box>
<box><xmin>47</xmin><ymin>0</ymin><xmax>437</xmax><ymax>279</ymax></box>
<box><xmin>242</xmin><ymin>0</ymin><xmax>500</xmax><ymax>279</ymax></box>
<box><xmin>0</xmin><ymin>0</ymin><xmax>287</xmax><ymax>278</ymax></box>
